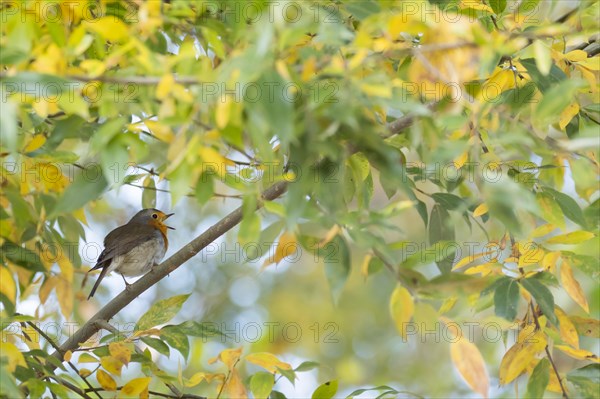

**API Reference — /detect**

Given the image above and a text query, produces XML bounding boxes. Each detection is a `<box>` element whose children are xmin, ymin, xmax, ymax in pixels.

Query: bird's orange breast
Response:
<box><xmin>148</xmin><ymin>220</ymin><xmax>169</xmax><ymax>250</ymax></box>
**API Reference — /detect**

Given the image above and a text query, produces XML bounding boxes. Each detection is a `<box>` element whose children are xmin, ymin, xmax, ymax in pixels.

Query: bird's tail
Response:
<box><xmin>87</xmin><ymin>265</ymin><xmax>109</xmax><ymax>300</ymax></box>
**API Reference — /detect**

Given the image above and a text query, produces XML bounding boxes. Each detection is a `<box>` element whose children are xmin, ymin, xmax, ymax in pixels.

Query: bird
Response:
<box><xmin>86</xmin><ymin>208</ymin><xmax>174</xmax><ymax>300</ymax></box>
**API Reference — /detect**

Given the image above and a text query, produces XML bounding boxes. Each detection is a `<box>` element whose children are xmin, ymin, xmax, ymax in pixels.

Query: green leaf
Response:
<box><xmin>311</xmin><ymin>380</ymin><xmax>338</xmax><ymax>399</ymax></box>
<box><xmin>295</xmin><ymin>361</ymin><xmax>320</xmax><ymax>372</ymax></box>
<box><xmin>428</xmin><ymin>204</ymin><xmax>455</xmax><ymax>273</ymax></box>
<box><xmin>160</xmin><ymin>325</ymin><xmax>190</xmax><ymax>360</ymax></box>
<box><xmin>50</xmin><ymin>169</ymin><xmax>108</xmax><ymax>217</ymax></box>
<box><xmin>534</xmin><ymin>79</ymin><xmax>586</xmax><ymax>127</ymax></box>
<box><xmin>90</xmin><ymin>118</ymin><xmax>126</xmax><ymax>152</ymax></box>
<box><xmin>142</xmin><ymin>176</ymin><xmax>156</xmax><ymax>209</ymax></box>
<box><xmin>525</xmin><ymin>358</ymin><xmax>549</xmax><ymax>398</ymax></box>
<box><xmin>567</xmin><ymin>364</ymin><xmax>600</xmax><ymax>399</ymax></box>
<box><xmin>431</xmin><ymin>193</ymin><xmax>465</xmax><ymax>211</ymax></box>
<box><xmin>488</xmin><ymin>0</ymin><xmax>507</xmax><ymax>14</ymax></box>
<box><xmin>250</xmin><ymin>372</ymin><xmax>274</xmax><ymax>399</ymax></box>
<box><xmin>195</xmin><ymin>174</ymin><xmax>215</xmax><ymax>205</ymax></box>
<box><xmin>140</xmin><ymin>337</ymin><xmax>170</xmax><ymax>357</ymax></box>
<box><xmin>347</xmin><ymin>386</ymin><xmax>407</xmax><ymax>399</ymax></box>
<box><xmin>542</xmin><ymin>187</ymin><xmax>587</xmax><ymax>228</ymax></box>
<box><xmin>136</xmin><ymin>294</ymin><xmax>191</xmax><ymax>331</ymax></box>
<box><xmin>0</xmin><ymin>365</ymin><xmax>24</xmax><ymax>399</ymax></box>
<box><xmin>521</xmin><ymin>58</ymin><xmax>566</xmax><ymax>93</ymax></box>
<box><xmin>270</xmin><ymin>391</ymin><xmax>287</xmax><ymax>399</ymax></box>
<box><xmin>321</xmin><ymin>236</ymin><xmax>350</xmax><ymax>304</ymax></box>
<box><xmin>519</xmin><ymin>278</ymin><xmax>558</xmax><ymax>325</ymax></box>
<box><xmin>1</xmin><ymin>241</ymin><xmax>45</xmax><ymax>272</ymax></box>
<box><xmin>536</xmin><ymin>192</ymin><xmax>566</xmax><ymax>230</ymax></box>
<box><xmin>494</xmin><ymin>278</ymin><xmax>519</xmax><ymax>321</ymax></box>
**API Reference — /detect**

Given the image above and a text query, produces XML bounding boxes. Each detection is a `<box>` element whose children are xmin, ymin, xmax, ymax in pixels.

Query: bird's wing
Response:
<box><xmin>99</xmin><ymin>224</ymin><xmax>162</xmax><ymax>264</ymax></box>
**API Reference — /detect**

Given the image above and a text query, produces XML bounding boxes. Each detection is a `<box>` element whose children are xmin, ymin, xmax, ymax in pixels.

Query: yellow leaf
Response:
<box><xmin>546</xmin><ymin>366</ymin><xmax>563</xmax><ymax>393</ymax></box>
<box><xmin>55</xmin><ymin>276</ymin><xmax>73</xmax><ymax>319</ymax></box>
<box><xmin>389</xmin><ymin>285</ymin><xmax>414</xmax><ymax>339</ymax></box>
<box><xmin>473</xmin><ymin>203</ymin><xmax>488</xmax><ymax>217</ymax></box>
<box><xmin>460</xmin><ymin>0</ymin><xmax>494</xmax><ymax>13</ymax></box>
<box><xmin>245</xmin><ymin>352</ymin><xmax>292</xmax><ymax>374</ymax></box>
<box><xmin>85</xmin><ymin>17</ymin><xmax>129</xmax><ymax>42</ymax></box>
<box><xmin>100</xmin><ymin>356</ymin><xmax>123</xmax><ymax>376</ymax></box>
<box><xmin>576</xmin><ymin>65</ymin><xmax>598</xmax><ymax>96</ymax></box>
<box><xmin>359</xmin><ymin>83</ymin><xmax>392</xmax><ymax>98</ymax></box>
<box><xmin>452</xmin><ymin>251</ymin><xmax>486</xmax><ymax>271</ymax></box>
<box><xmin>565</xmin><ymin>50</ymin><xmax>589</xmax><ymax>62</ymax></box>
<box><xmin>499</xmin><ymin>330</ymin><xmax>546</xmax><ymax>384</ymax></box>
<box><xmin>156</xmin><ymin>74</ymin><xmax>175</xmax><ymax>100</ymax></box>
<box><xmin>547</xmin><ymin>231</ymin><xmax>595</xmax><ymax>245</ymax></box>
<box><xmin>79</xmin><ymin>369</ymin><xmax>92</xmax><ymax>378</ymax></box>
<box><xmin>560</xmin><ymin>259</ymin><xmax>589</xmax><ymax>313</ymax></box>
<box><xmin>439</xmin><ymin>296</ymin><xmax>458</xmax><ymax>314</ymax></box>
<box><xmin>0</xmin><ymin>342</ymin><xmax>27</xmax><ymax>372</ymax></box>
<box><xmin>531</xmin><ymin>224</ymin><xmax>557</xmax><ymax>238</ymax></box>
<box><xmin>577</xmin><ymin>57</ymin><xmax>600</xmax><ymax>71</ymax></box>
<box><xmin>559</xmin><ymin>103</ymin><xmax>580</xmax><ymax>130</ymax></box>
<box><xmin>454</xmin><ymin>151</ymin><xmax>468</xmax><ymax>170</ymax></box>
<box><xmin>555</xmin><ymin>307</ymin><xmax>579</xmax><ymax>349</ymax></box>
<box><xmin>23</xmin><ymin>135</ymin><xmax>46</xmax><ymax>152</ymax></box>
<box><xmin>317</xmin><ymin>225</ymin><xmax>341</xmax><ymax>248</ymax></box>
<box><xmin>57</xmin><ymin>255</ymin><xmax>73</xmax><ymax>283</ymax></box>
<box><xmin>225</xmin><ymin>369</ymin><xmax>247</xmax><ymax>398</ymax></box>
<box><xmin>451</xmin><ymin>338</ymin><xmax>489</xmax><ymax>398</ymax></box>
<box><xmin>208</xmin><ymin>347</ymin><xmax>242</xmax><ymax>370</ymax></box>
<box><xmin>464</xmin><ymin>263</ymin><xmax>498</xmax><ymax>276</ymax></box>
<box><xmin>144</xmin><ymin>120</ymin><xmax>174</xmax><ymax>143</ymax></box>
<box><xmin>275</xmin><ymin>60</ymin><xmax>291</xmax><ymax>81</ymax></box>
<box><xmin>78</xmin><ymin>353</ymin><xmax>99</xmax><ymax>363</ymax></box>
<box><xmin>185</xmin><ymin>372</ymin><xmax>209</xmax><ymax>387</ymax></box>
<box><xmin>215</xmin><ymin>97</ymin><xmax>231</xmax><ymax>129</ymax></box>
<box><xmin>121</xmin><ymin>377</ymin><xmax>152</xmax><ymax>396</ymax></box>
<box><xmin>269</xmin><ymin>232</ymin><xmax>297</xmax><ymax>266</ymax></box>
<box><xmin>570</xmin><ymin>316</ymin><xmax>599</xmax><ymax>338</ymax></box>
<box><xmin>109</xmin><ymin>342</ymin><xmax>132</xmax><ymax>365</ymax></box>
<box><xmin>555</xmin><ymin>345</ymin><xmax>599</xmax><ymax>363</ymax></box>
<box><xmin>360</xmin><ymin>253</ymin><xmax>372</xmax><ymax>278</ymax></box>
<box><xmin>198</xmin><ymin>146</ymin><xmax>230</xmax><ymax>172</ymax></box>
<box><xmin>541</xmin><ymin>251</ymin><xmax>560</xmax><ymax>273</ymax></box>
<box><xmin>64</xmin><ymin>350</ymin><xmax>73</xmax><ymax>362</ymax></box>
<box><xmin>96</xmin><ymin>369</ymin><xmax>117</xmax><ymax>391</ymax></box>
<box><xmin>0</xmin><ymin>267</ymin><xmax>16</xmax><ymax>304</ymax></box>
<box><xmin>301</xmin><ymin>57</ymin><xmax>317</xmax><ymax>81</ymax></box>
<box><xmin>79</xmin><ymin>59</ymin><xmax>106</xmax><ymax>78</ymax></box>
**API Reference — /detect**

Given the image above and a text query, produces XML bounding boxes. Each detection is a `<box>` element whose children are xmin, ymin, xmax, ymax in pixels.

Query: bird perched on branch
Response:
<box><xmin>86</xmin><ymin>209</ymin><xmax>175</xmax><ymax>299</ymax></box>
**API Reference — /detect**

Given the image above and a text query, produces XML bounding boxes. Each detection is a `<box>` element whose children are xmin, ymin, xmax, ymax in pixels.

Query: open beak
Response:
<box><xmin>164</xmin><ymin>213</ymin><xmax>175</xmax><ymax>230</ymax></box>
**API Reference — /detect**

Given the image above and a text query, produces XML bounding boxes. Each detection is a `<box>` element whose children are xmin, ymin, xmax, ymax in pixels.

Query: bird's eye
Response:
<box><xmin>152</xmin><ymin>213</ymin><xmax>158</xmax><ymax>219</ymax></box>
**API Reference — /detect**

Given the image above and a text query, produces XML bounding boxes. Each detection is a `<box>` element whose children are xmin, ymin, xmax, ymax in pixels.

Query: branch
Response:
<box><xmin>49</xmin><ymin>179</ymin><xmax>289</xmax><ymax>364</ymax></box>
<box><xmin>48</xmin><ymin>110</ymin><xmax>420</xmax><ymax>368</ymax></box>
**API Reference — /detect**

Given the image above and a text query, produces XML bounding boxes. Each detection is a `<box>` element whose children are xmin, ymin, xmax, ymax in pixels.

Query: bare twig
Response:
<box><xmin>25</xmin><ymin>321</ymin><xmax>102</xmax><ymax>399</ymax></box>
<box><xmin>529</xmin><ymin>302</ymin><xmax>569</xmax><ymax>399</ymax></box>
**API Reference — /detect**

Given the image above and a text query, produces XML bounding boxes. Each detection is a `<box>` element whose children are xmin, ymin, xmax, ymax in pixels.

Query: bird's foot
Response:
<box><xmin>120</xmin><ymin>275</ymin><xmax>132</xmax><ymax>291</ymax></box>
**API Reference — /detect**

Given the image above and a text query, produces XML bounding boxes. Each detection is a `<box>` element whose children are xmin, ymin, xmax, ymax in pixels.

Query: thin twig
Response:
<box><xmin>48</xmin><ymin>376</ymin><xmax>94</xmax><ymax>399</ymax></box>
<box><xmin>513</xmin><ymin>236</ymin><xmax>569</xmax><ymax>399</ymax></box>
<box><xmin>26</xmin><ymin>321</ymin><xmax>103</xmax><ymax>399</ymax></box>
<box><xmin>126</xmin><ymin>182</ymin><xmax>243</xmax><ymax>199</ymax></box>
<box><xmin>529</xmin><ymin>302</ymin><xmax>570</xmax><ymax>399</ymax></box>
<box><xmin>84</xmin><ymin>386</ymin><xmax>206</xmax><ymax>399</ymax></box>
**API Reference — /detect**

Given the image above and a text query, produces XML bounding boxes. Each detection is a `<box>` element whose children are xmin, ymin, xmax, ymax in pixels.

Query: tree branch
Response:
<box><xmin>49</xmin><ymin>179</ymin><xmax>289</xmax><ymax>365</ymax></box>
<box><xmin>48</xmin><ymin>111</ymin><xmax>420</xmax><ymax>369</ymax></box>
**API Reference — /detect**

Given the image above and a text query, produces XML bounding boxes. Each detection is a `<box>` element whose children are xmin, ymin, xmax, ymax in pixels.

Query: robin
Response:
<box><xmin>86</xmin><ymin>208</ymin><xmax>174</xmax><ymax>299</ymax></box>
